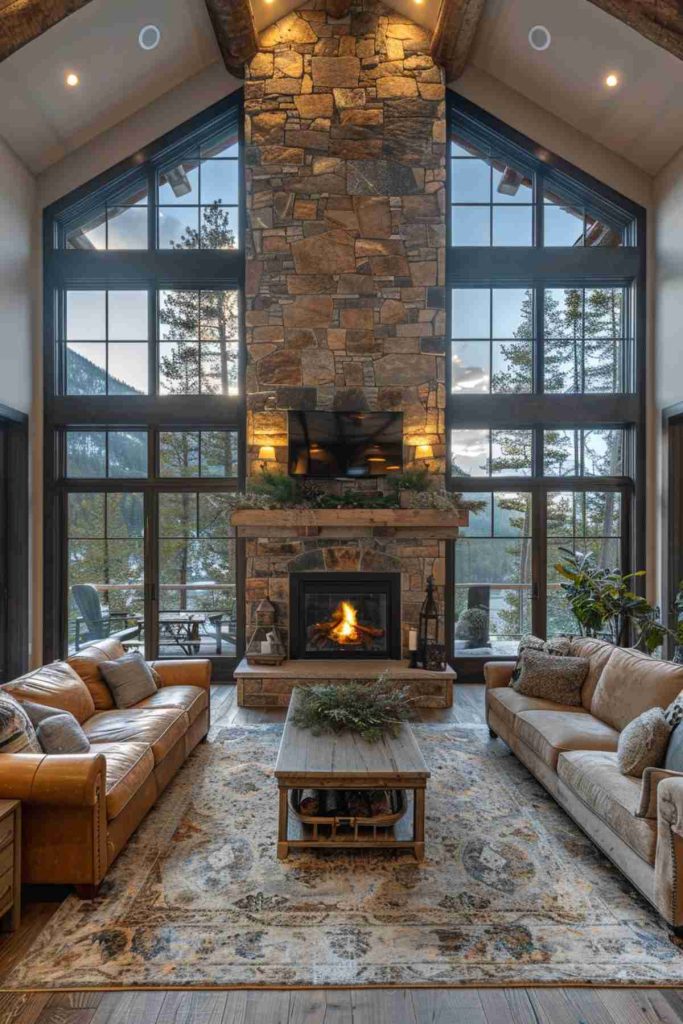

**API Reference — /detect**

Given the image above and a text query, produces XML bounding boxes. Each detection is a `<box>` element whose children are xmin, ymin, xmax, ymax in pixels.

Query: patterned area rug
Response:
<box><xmin>7</xmin><ymin>718</ymin><xmax>683</xmax><ymax>988</ymax></box>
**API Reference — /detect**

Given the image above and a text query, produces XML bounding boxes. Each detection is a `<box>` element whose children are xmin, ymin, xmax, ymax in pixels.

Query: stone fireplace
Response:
<box><xmin>236</xmin><ymin>0</ymin><xmax>453</xmax><ymax>707</ymax></box>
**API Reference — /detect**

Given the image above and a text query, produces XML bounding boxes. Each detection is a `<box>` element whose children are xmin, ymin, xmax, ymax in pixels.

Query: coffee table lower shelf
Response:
<box><xmin>276</xmin><ymin>783</ymin><xmax>425</xmax><ymax>861</ymax></box>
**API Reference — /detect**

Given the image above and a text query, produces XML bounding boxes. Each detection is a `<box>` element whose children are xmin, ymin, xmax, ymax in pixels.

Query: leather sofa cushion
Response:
<box><xmin>558</xmin><ymin>750</ymin><xmax>657</xmax><ymax>864</ymax></box>
<box><xmin>135</xmin><ymin>685</ymin><xmax>208</xmax><ymax>726</ymax></box>
<box><xmin>591</xmin><ymin>647</ymin><xmax>683</xmax><ymax>732</ymax></box>
<box><xmin>84</xmin><ymin>707</ymin><xmax>189</xmax><ymax>765</ymax></box>
<box><xmin>69</xmin><ymin>638</ymin><xmax>127</xmax><ymax>711</ymax></box>
<box><xmin>488</xmin><ymin>686</ymin><xmax>588</xmax><ymax>734</ymax></box>
<box><xmin>514</xmin><ymin>709</ymin><xmax>619</xmax><ymax>769</ymax></box>
<box><xmin>568</xmin><ymin>637</ymin><xmax>615</xmax><ymax>711</ymax></box>
<box><xmin>3</xmin><ymin>662</ymin><xmax>95</xmax><ymax>724</ymax></box>
<box><xmin>95</xmin><ymin>741</ymin><xmax>155</xmax><ymax>820</ymax></box>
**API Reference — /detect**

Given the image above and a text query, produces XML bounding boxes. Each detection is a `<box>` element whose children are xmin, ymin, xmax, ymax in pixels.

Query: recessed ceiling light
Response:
<box><xmin>65</xmin><ymin>72</ymin><xmax>79</xmax><ymax>87</ymax></box>
<box><xmin>528</xmin><ymin>25</ymin><xmax>551</xmax><ymax>51</ymax></box>
<box><xmin>605</xmin><ymin>72</ymin><xmax>619</xmax><ymax>88</ymax></box>
<box><xmin>138</xmin><ymin>24</ymin><xmax>161</xmax><ymax>51</ymax></box>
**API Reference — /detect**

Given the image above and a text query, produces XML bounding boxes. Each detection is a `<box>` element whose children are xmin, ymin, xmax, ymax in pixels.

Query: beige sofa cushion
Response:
<box><xmin>590</xmin><ymin>647</ymin><xmax>683</xmax><ymax>732</ymax></box>
<box><xmin>3</xmin><ymin>661</ymin><xmax>96</xmax><ymax>724</ymax></box>
<box><xmin>514</xmin><ymin>709</ymin><xmax>619</xmax><ymax>769</ymax></box>
<box><xmin>488</xmin><ymin>686</ymin><xmax>587</xmax><ymax>734</ymax></box>
<box><xmin>135</xmin><ymin>685</ymin><xmax>208</xmax><ymax>726</ymax></box>
<box><xmin>94</xmin><ymin>741</ymin><xmax>155</xmax><ymax>820</ymax></box>
<box><xmin>84</xmin><ymin>707</ymin><xmax>189</xmax><ymax>765</ymax></box>
<box><xmin>558</xmin><ymin>750</ymin><xmax>657</xmax><ymax>864</ymax></box>
<box><xmin>569</xmin><ymin>637</ymin><xmax>615</xmax><ymax>710</ymax></box>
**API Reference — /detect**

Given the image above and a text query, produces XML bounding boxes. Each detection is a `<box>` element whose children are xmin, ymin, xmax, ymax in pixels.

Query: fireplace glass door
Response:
<box><xmin>290</xmin><ymin>572</ymin><xmax>401</xmax><ymax>660</ymax></box>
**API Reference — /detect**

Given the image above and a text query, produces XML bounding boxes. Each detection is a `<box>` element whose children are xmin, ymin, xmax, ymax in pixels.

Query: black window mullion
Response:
<box><xmin>535</xmin><ymin>285</ymin><xmax>544</xmax><ymax>394</ymax></box>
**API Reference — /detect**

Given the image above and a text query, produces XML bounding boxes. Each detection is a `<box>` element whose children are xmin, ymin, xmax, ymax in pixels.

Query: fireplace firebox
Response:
<box><xmin>289</xmin><ymin>572</ymin><xmax>401</xmax><ymax>660</ymax></box>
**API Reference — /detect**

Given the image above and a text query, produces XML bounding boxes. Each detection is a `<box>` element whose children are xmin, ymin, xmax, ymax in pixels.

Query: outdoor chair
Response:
<box><xmin>72</xmin><ymin>584</ymin><xmax>142</xmax><ymax>651</ymax></box>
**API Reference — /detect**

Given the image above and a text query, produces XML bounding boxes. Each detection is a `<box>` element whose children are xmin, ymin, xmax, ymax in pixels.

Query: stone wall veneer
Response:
<box><xmin>244</xmin><ymin>0</ymin><xmax>447</xmax><ymax>481</ymax></box>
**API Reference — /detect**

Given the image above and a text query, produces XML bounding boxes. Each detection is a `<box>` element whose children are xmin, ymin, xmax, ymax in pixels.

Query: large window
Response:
<box><xmin>44</xmin><ymin>96</ymin><xmax>244</xmax><ymax>677</ymax></box>
<box><xmin>447</xmin><ymin>95</ymin><xmax>645</xmax><ymax>677</ymax></box>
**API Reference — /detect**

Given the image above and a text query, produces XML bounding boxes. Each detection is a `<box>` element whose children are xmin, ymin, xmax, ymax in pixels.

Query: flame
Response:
<box><xmin>330</xmin><ymin>601</ymin><xmax>361</xmax><ymax>644</ymax></box>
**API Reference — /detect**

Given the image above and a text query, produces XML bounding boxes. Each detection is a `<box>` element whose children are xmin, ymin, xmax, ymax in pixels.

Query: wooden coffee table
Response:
<box><xmin>274</xmin><ymin>688</ymin><xmax>430</xmax><ymax>861</ymax></box>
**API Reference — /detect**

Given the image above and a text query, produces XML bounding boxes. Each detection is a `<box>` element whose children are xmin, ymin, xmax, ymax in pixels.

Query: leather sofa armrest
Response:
<box><xmin>655</xmin><ymin>777</ymin><xmax>683</xmax><ymax>927</ymax></box>
<box><xmin>638</xmin><ymin>767</ymin><xmax>683</xmax><ymax>819</ymax></box>
<box><xmin>483</xmin><ymin>661</ymin><xmax>516</xmax><ymax>689</ymax></box>
<box><xmin>0</xmin><ymin>752</ymin><xmax>106</xmax><ymax>807</ymax></box>
<box><xmin>149</xmin><ymin>659</ymin><xmax>212</xmax><ymax>691</ymax></box>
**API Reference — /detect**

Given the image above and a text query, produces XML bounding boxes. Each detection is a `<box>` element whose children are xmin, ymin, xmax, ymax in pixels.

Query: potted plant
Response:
<box><xmin>393</xmin><ymin>467</ymin><xmax>432</xmax><ymax>508</ymax></box>
<box><xmin>454</xmin><ymin>606</ymin><xmax>490</xmax><ymax>649</ymax></box>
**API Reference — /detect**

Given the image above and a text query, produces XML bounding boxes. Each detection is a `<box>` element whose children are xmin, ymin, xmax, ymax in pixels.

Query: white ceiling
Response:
<box><xmin>469</xmin><ymin>0</ymin><xmax>683</xmax><ymax>176</ymax></box>
<box><xmin>0</xmin><ymin>0</ymin><xmax>681</xmax><ymax>176</ymax></box>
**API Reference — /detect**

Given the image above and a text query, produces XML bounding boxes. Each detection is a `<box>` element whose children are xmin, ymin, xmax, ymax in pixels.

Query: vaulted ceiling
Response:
<box><xmin>0</xmin><ymin>0</ymin><xmax>682</xmax><ymax>177</ymax></box>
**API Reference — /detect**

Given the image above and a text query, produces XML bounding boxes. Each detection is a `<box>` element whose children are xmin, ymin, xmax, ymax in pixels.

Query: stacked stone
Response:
<box><xmin>244</xmin><ymin>0</ymin><xmax>447</xmax><ymax>483</ymax></box>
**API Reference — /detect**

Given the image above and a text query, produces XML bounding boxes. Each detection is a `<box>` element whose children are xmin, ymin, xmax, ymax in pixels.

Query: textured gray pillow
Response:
<box><xmin>511</xmin><ymin>634</ymin><xmax>572</xmax><ymax>683</ymax></box>
<box><xmin>510</xmin><ymin>648</ymin><xmax>588</xmax><ymax>706</ymax></box>
<box><xmin>665</xmin><ymin>692</ymin><xmax>683</xmax><ymax>728</ymax></box>
<box><xmin>22</xmin><ymin>700</ymin><xmax>90</xmax><ymax>754</ymax></box>
<box><xmin>99</xmin><ymin>651</ymin><xmax>158</xmax><ymax>709</ymax></box>
<box><xmin>664</xmin><ymin>722</ymin><xmax>683</xmax><ymax>772</ymax></box>
<box><xmin>617</xmin><ymin>707</ymin><xmax>671</xmax><ymax>777</ymax></box>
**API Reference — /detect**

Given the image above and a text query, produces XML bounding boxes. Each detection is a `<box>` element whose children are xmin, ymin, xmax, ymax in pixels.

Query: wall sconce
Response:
<box><xmin>415</xmin><ymin>444</ymin><xmax>434</xmax><ymax>461</ymax></box>
<box><xmin>258</xmin><ymin>445</ymin><xmax>276</xmax><ymax>466</ymax></box>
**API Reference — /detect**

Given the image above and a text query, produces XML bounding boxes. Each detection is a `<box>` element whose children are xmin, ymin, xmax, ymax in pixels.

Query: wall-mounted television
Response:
<box><xmin>288</xmin><ymin>411</ymin><xmax>404</xmax><ymax>479</ymax></box>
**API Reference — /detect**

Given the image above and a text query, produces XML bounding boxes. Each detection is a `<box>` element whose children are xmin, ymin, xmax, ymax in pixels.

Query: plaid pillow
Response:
<box><xmin>0</xmin><ymin>692</ymin><xmax>41</xmax><ymax>754</ymax></box>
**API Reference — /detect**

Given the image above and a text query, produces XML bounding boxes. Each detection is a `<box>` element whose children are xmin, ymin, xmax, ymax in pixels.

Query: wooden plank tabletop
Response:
<box><xmin>275</xmin><ymin>688</ymin><xmax>430</xmax><ymax>784</ymax></box>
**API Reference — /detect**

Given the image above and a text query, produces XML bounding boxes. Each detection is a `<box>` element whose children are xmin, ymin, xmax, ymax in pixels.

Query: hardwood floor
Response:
<box><xmin>2</xmin><ymin>683</ymin><xmax>683</xmax><ymax>1024</ymax></box>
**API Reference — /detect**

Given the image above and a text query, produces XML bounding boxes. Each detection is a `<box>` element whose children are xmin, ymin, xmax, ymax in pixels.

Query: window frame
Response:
<box><xmin>446</xmin><ymin>94</ymin><xmax>646</xmax><ymax>680</ymax></box>
<box><xmin>43</xmin><ymin>94</ymin><xmax>246</xmax><ymax>677</ymax></box>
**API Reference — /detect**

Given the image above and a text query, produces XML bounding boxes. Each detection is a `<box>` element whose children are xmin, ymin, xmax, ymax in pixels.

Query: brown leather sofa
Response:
<box><xmin>485</xmin><ymin>639</ymin><xmax>683</xmax><ymax>931</ymax></box>
<box><xmin>0</xmin><ymin>638</ymin><xmax>210</xmax><ymax>897</ymax></box>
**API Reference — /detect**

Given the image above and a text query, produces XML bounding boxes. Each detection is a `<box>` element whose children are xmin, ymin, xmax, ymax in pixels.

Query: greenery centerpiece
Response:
<box><xmin>291</xmin><ymin>676</ymin><xmax>415</xmax><ymax>743</ymax></box>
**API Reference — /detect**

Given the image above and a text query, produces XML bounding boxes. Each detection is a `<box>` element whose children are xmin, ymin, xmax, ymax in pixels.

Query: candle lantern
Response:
<box><xmin>417</xmin><ymin>575</ymin><xmax>440</xmax><ymax>669</ymax></box>
<box><xmin>246</xmin><ymin>597</ymin><xmax>286</xmax><ymax>665</ymax></box>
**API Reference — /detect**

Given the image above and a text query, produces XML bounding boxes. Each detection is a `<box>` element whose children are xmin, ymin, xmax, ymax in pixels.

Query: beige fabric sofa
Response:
<box><xmin>485</xmin><ymin>638</ymin><xmax>683</xmax><ymax>931</ymax></box>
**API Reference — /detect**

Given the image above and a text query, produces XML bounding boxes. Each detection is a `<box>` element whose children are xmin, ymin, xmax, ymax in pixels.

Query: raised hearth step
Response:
<box><xmin>234</xmin><ymin>657</ymin><xmax>455</xmax><ymax>709</ymax></box>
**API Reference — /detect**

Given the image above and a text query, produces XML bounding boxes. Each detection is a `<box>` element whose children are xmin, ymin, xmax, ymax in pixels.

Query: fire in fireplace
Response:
<box><xmin>289</xmin><ymin>572</ymin><xmax>401</xmax><ymax>660</ymax></box>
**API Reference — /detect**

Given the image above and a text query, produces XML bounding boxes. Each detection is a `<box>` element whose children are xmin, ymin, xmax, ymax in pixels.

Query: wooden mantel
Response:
<box><xmin>231</xmin><ymin>507</ymin><xmax>467</xmax><ymax>539</ymax></box>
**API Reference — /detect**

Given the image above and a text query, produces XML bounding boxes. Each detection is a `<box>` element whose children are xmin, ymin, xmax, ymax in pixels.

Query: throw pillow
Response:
<box><xmin>511</xmin><ymin>634</ymin><xmax>572</xmax><ymax>683</ymax></box>
<box><xmin>0</xmin><ymin>692</ymin><xmax>41</xmax><ymax>753</ymax></box>
<box><xmin>664</xmin><ymin>720</ymin><xmax>683</xmax><ymax>772</ymax></box>
<box><xmin>99</xmin><ymin>651</ymin><xmax>158</xmax><ymax>709</ymax></box>
<box><xmin>665</xmin><ymin>693</ymin><xmax>683</xmax><ymax>728</ymax></box>
<box><xmin>21</xmin><ymin>700</ymin><xmax>90</xmax><ymax>755</ymax></box>
<box><xmin>617</xmin><ymin>707</ymin><xmax>672</xmax><ymax>778</ymax></box>
<box><xmin>510</xmin><ymin>648</ymin><xmax>588</xmax><ymax>706</ymax></box>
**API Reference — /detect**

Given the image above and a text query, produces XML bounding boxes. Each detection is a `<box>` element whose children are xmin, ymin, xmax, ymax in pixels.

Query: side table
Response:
<box><xmin>0</xmin><ymin>800</ymin><xmax>21</xmax><ymax>932</ymax></box>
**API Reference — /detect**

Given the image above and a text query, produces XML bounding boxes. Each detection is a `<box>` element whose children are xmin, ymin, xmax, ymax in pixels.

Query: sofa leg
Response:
<box><xmin>75</xmin><ymin>884</ymin><xmax>100</xmax><ymax>900</ymax></box>
<box><xmin>671</xmin><ymin>925</ymin><xmax>683</xmax><ymax>939</ymax></box>
<box><xmin>488</xmin><ymin>727</ymin><xmax>498</xmax><ymax>739</ymax></box>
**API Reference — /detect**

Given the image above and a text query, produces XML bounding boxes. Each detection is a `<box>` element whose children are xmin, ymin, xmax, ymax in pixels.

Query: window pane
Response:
<box><xmin>108</xmin><ymin>291</ymin><xmax>148</xmax><ymax>340</ymax></box>
<box><xmin>583</xmin><ymin>428</ymin><xmax>624</xmax><ymax>476</ymax></box>
<box><xmin>159</xmin><ymin>207</ymin><xmax>199</xmax><ymax>249</ymax></box>
<box><xmin>66</xmin><ymin>291</ymin><xmax>106</xmax><ymax>340</ymax></box>
<box><xmin>492</xmin><ymin>205</ymin><xmax>532</xmax><ymax>246</ymax></box>
<box><xmin>66</xmin><ymin>212</ymin><xmax>106</xmax><ymax>250</ymax></box>
<box><xmin>454</xmin><ymin>490</ymin><xmax>532</xmax><ymax>657</ymax></box>
<box><xmin>491</xmin><ymin>430</ymin><xmax>532</xmax><ymax>476</ymax></box>
<box><xmin>200</xmin><ymin>290</ymin><xmax>239</xmax><ymax>340</ymax></box>
<box><xmin>492</xmin><ymin>165</ymin><xmax>533</xmax><ymax>204</ymax></box>
<box><xmin>491</xmin><ymin>342</ymin><xmax>532</xmax><ymax>393</ymax></box>
<box><xmin>107</xmin><ymin>492</ymin><xmax>144</xmax><ymax>537</ymax></box>
<box><xmin>160</xmin><ymin>432</ymin><xmax>200</xmax><ymax>477</ymax></box>
<box><xmin>544</xmin><ymin>201</ymin><xmax>584</xmax><ymax>246</ymax></box>
<box><xmin>451</xmin><ymin>206</ymin><xmax>490</xmax><ymax>246</ymax></box>
<box><xmin>108</xmin><ymin>432</ymin><xmax>147</xmax><ymax>478</ymax></box>
<box><xmin>544</xmin><ymin>287</ymin><xmax>626</xmax><ymax>394</ymax></box>
<box><xmin>159</xmin><ymin>290</ymin><xmax>199</xmax><ymax>339</ymax></box>
<box><xmin>201</xmin><ymin>431</ymin><xmax>239</xmax><ymax>477</ymax></box>
<box><xmin>451</xmin><ymin>429</ymin><xmax>490</xmax><ymax>476</ymax></box>
<box><xmin>452</xmin><ymin>341</ymin><xmax>489</xmax><ymax>393</ymax></box>
<box><xmin>585</xmin><ymin>214</ymin><xmax>622</xmax><ymax>247</ymax></box>
<box><xmin>66</xmin><ymin>343</ymin><xmax>106</xmax><ymax>395</ymax></box>
<box><xmin>492</xmin><ymin>288</ymin><xmax>532</xmax><ymax>338</ymax></box>
<box><xmin>544</xmin><ymin>430</ymin><xmax>578</xmax><ymax>476</ymax></box>
<box><xmin>452</xmin><ymin>288</ymin><xmax>489</xmax><ymax>339</ymax></box>
<box><xmin>107</xmin><ymin>206</ymin><xmax>147</xmax><ymax>249</ymax></box>
<box><xmin>66</xmin><ymin>432</ymin><xmax>106</xmax><ymax>477</ymax></box>
<box><xmin>451</xmin><ymin>158</ymin><xmax>490</xmax><ymax>202</ymax></box>
<box><xmin>107</xmin><ymin>343</ymin><xmax>148</xmax><ymax>395</ymax></box>
<box><xmin>159</xmin><ymin>342</ymin><xmax>200</xmax><ymax>395</ymax></box>
<box><xmin>200</xmin><ymin>159</ymin><xmax>239</xmax><ymax>205</ymax></box>
<box><xmin>201</xmin><ymin>205</ymin><xmax>239</xmax><ymax>249</ymax></box>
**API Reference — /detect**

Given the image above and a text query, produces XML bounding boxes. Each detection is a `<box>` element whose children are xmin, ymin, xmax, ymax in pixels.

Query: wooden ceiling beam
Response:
<box><xmin>585</xmin><ymin>0</ymin><xmax>683</xmax><ymax>61</ymax></box>
<box><xmin>430</xmin><ymin>0</ymin><xmax>486</xmax><ymax>83</ymax></box>
<box><xmin>0</xmin><ymin>0</ymin><xmax>95</xmax><ymax>62</ymax></box>
<box><xmin>204</xmin><ymin>0</ymin><xmax>259</xmax><ymax>80</ymax></box>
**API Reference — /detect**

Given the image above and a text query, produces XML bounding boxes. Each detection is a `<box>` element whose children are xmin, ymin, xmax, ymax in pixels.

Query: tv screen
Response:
<box><xmin>288</xmin><ymin>411</ymin><xmax>403</xmax><ymax>479</ymax></box>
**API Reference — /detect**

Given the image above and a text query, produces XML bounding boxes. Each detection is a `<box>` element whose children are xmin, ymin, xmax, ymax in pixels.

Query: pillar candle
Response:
<box><xmin>408</xmin><ymin>629</ymin><xmax>418</xmax><ymax>652</ymax></box>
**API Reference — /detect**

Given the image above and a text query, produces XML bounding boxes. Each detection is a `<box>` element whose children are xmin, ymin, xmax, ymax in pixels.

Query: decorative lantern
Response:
<box><xmin>417</xmin><ymin>575</ymin><xmax>442</xmax><ymax>670</ymax></box>
<box><xmin>246</xmin><ymin>597</ymin><xmax>287</xmax><ymax>665</ymax></box>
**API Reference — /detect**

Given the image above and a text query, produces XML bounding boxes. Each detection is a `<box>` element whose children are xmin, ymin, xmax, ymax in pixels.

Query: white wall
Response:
<box><xmin>0</xmin><ymin>136</ymin><xmax>35</xmax><ymax>415</ymax></box>
<box><xmin>653</xmin><ymin>145</ymin><xmax>683</xmax><ymax>610</ymax></box>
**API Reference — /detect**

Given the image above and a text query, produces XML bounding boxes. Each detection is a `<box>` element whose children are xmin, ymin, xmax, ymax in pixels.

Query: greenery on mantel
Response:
<box><xmin>291</xmin><ymin>677</ymin><xmax>415</xmax><ymax>743</ymax></box>
<box><xmin>226</xmin><ymin>468</ymin><xmax>481</xmax><ymax>513</ymax></box>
